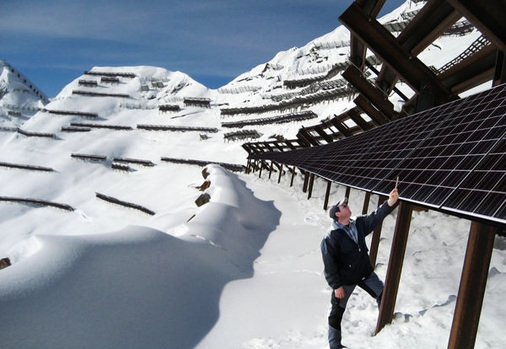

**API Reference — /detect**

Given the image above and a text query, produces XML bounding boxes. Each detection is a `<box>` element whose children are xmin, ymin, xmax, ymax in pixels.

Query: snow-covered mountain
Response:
<box><xmin>1</xmin><ymin>1</ymin><xmax>504</xmax><ymax>348</ymax></box>
<box><xmin>1</xmin><ymin>0</ymin><xmax>483</xmax><ymax>141</ymax></box>
<box><xmin>0</xmin><ymin>60</ymin><xmax>49</xmax><ymax>129</ymax></box>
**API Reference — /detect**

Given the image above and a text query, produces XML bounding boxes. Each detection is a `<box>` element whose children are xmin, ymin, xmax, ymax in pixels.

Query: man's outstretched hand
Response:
<box><xmin>388</xmin><ymin>188</ymin><xmax>399</xmax><ymax>207</ymax></box>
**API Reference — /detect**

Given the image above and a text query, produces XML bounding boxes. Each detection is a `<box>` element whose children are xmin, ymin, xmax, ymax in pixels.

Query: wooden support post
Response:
<box><xmin>307</xmin><ymin>173</ymin><xmax>315</xmax><ymax>200</ymax></box>
<box><xmin>245</xmin><ymin>159</ymin><xmax>251</xmax><ymax>174</ymax></box>
<box><xmin>278</xmin><ymin>164</ymin><xmax>283</xmax><ymax>184</ymax></box>
<box><xmin>362</xmin><ymin>191</ymin><xmax>371</xmax><ymax>214</ymax></box>
<box><xmin>376</xmin><ymin>201</ymin><xmax>413</xmax><ymax>334</ymax></box>
<box><xmin>324</xmin><ymin>180</ymin><xmax>332</xmax><ymax>210</ymax></box>
<box><xmin>303</xmin><ymin>172</ymin><xmax>309</xmax><ymax>193</ymax></box>
<box><xmin>493</xmin><ymin>50</ymin><xmax>506</xmax><ymax>86</ymax></box>
<box><xmin>448</xmin><ymin>221</ymin><xmax>496</xmax><ymax>349</ymax></box>
<box><xmin>369</xmin><ymin>195</ymin><xmax>387</xmax><ymax>266</ymax></box>
<box><xmin>290</xmin><ymin>166</ymin><xmax>296</xmax><ymax>187</ymax></box>
<box><xmin>258</xmin><ymin>162</ymin><xmax>263</xmax><ymax>178</ymax></box>
<box><xmin>268</xmin><ymin>161</ymin><xmax>274</xmax><ymax>179</ymax></box>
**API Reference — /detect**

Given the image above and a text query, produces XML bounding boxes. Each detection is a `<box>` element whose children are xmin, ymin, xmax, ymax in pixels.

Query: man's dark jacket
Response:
<box><xmin>321</xmin><ymin>202</ymin><xmax>394</xmax><ymax>289</ymax></box>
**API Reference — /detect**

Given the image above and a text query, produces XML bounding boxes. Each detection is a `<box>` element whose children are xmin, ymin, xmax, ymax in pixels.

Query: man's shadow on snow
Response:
<box><xmin>0</xmin><ymin>173</ymin><xmax>281</xmax><ymax>349</ymax></box>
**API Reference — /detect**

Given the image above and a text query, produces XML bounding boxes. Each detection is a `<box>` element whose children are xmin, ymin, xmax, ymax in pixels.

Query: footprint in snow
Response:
<box><xmin>304</xmin><ymin>214</ymin><xmax>320</xmax><ymax>226</ymax></box>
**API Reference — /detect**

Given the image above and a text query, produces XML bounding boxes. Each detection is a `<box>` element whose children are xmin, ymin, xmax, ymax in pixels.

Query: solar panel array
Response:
<box><xmin>250</xmin><ymin>84</ymin><xmax>506</xmax><ymax>226</ymax></box>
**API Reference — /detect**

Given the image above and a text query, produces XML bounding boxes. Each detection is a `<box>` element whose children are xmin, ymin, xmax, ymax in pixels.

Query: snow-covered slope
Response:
<box><xmin>0</xmin><ymin>60</ymin><xmax>48</xmax><ymax>129</ymax></box>
<box><xmin>0</xmin><ymin>1</ymin><xmax>504</xmax><ymax>348</ymax></box>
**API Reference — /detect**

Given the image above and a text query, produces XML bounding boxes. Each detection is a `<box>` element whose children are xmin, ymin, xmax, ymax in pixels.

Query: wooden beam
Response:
<box><xmin>347</xmin><ymin>107</ymin><xmax>374</xmax><ymax>131</ymax></box>
<box><xmin>354</xmin><ymin>94</ymin><xmax>392</xmax><ymax>126</ymax></box>
<box><xmin>448</xmin><ymin>221</ymin><xmax>496</xmax><ymax>349</ymax></box>
<box><xmin>246</xmin><ymin>159</ymin><xmax>252</xmax><ymax>174</ymax></box>
<box><xmin>285</xmin><ymin>139</ymin><xmax>298</xmax><ymax>150</ymax></box>
<box><xmin>242</xmin><ymin>143</ymin><xmax>252</xmax><ymax>154</ymax></box>
<box><xmin>274</xmin><ymin>142</ymin><xmax>286</xmax><ymax>152</ymax></box>
<box><xmin>377</xmin><ymin>0</ymin><xmax>461</xmax><ymax>93</ymax></box>
<box><xmin>303</xmin><ymin>171</ymin><xmax>309</xmax><ymax>193</ymax></box>
<box><xmin>339</xmin><ymin>3</ymin><xmax>453</xmax><ymax>104</ymax></box>
<box><xmin>447</xmin><ymin>0</ymin><xmax>506</xmax><ymax>50</ymax></box>
<box><xmin>493</xmin><ymin>50</ymin><xmax>506</xmax><ymax>86</ymax></box>
<box><xmin>362</xmin><ymin>191</ymin><xmax>371</xmax><ymax>215</ymax></box>
<box><xmin>438</xmin><ymin>44</ymin><xmax>497</xmax><ymax>94</ymax></box>
<box><xmin>366</xmin><ymin>60</ymin><xmax>410</xmax><ymax>102</ymax></box>
<box><xmin>324</xmin><ymin>180</ymin><xmax>332</xmax><ymax>210</ymax></box>
<box><xmin>376</xmin><ymin>201</ymin><xmax>413</xmax><ymax>334</ymax></box>
<box><xmin>307</xmin><ymin>173</ymin><xmax>315</xmax><ymax>199</ymax></box>
<box><xmin>330</xmin><ymin>116</ymin><xmax>352</xmax><ymax>137</ymax></box>
<box><xmin>396</xmin><ymin>0</ymin><xmax>461</xmax><ymax>55</ymax></box>
<box><xmin>297</xmin><ymin>128</ymin><xmax>318</xmax><ymax>147</ymax></box>
<box><xmin>314</xmin><ymin>125</ymin><xmax>334</xmax><ymax>143</ymax></box>
<box><xmin>343</xmin><ymin>64</ymin><xmax>397</xmax><ymax>120</ymax></box>
<box><xmin>290</xmin><ymin>166</ymin><xmax>296</xmax><ymax>187</ymax></box>
<box><xmin>369</xmin><ymin>195</ymin><xmax>387</xmax><ymax>267</ymax></box>
<box><xmin>350</xmin><ymin>0</ymin><xmax>386</xmax><ymax>68</ymax></box>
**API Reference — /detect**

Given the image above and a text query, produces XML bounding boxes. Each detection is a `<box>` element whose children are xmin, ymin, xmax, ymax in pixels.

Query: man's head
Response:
<box><xmin>329</xmin><ymin>197</ymin><xmax>351</xmax><ymax>222</ymax></box>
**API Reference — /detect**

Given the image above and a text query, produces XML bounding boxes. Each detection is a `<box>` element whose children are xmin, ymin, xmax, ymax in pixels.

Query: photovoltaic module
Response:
<box><xmin>250</xmin><ymin>84</ymin><xmax>506</xmax><ymax>226</ymax></box>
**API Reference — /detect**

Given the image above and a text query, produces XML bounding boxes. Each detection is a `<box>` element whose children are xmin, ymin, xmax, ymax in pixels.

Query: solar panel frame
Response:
<box><xmin>249</xmin><ymin>84</ymin><xmax>506</xmax><ymax>226</ymax></box>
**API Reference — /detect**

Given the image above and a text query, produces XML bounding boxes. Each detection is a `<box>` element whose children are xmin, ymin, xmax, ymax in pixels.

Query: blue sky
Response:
<box><xmin>1</xmin><ymin>0</ymin><xmax>404</xmax><ymax>97</ymax></box>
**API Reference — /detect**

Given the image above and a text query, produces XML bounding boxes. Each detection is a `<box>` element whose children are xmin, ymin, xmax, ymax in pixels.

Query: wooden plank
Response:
<box><xmin>96</xmin><ymin>192</ymin><xmax>155</xmax><ymax>215</ymax></box>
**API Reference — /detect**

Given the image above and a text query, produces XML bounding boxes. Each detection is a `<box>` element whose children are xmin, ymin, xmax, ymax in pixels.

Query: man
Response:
<box><xmin>321</xmin><ymin>187</ymin><xmax>399</xmax><ymax>348</ymax></box>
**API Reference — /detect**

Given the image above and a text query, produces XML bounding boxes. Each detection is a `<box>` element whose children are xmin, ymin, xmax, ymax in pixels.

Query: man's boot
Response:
<box><xmin>328</xmin><ymin>305</ymin><xmax>346</xmax><ymax>348</ymax></box>
<box><xmin>328</xmin><ymin>325</ymin><xmax>346</xmax><ymax>348</ymax></box>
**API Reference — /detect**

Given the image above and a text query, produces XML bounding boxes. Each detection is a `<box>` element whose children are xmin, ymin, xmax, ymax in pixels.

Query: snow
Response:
<box><xmin>1</xmin><ymin>162</ymin><xmax>504</xmax><ymax>348</ymax></box>
<box><xmin>1</xmin><ymin>1</ymin><xmax>505</xmax><ymax>348</ymax></box>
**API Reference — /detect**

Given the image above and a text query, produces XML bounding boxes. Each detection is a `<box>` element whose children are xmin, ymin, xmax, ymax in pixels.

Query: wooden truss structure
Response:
<box><xmin>242</xmin><ymin>1</ymin><xmax>506</xmax><ymax>348</ymax></box>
